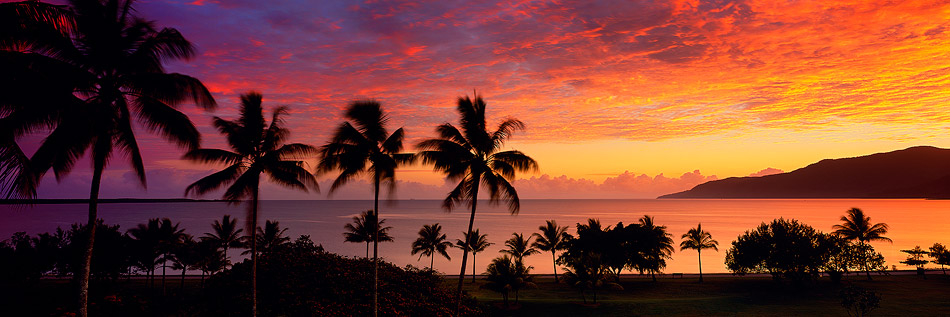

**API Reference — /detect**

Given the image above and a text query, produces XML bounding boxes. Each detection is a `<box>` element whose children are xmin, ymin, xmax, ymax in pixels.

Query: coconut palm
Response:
<box><xmin>155</xmin><ymin>218</ymin><xmax>185</xmax><ymax>295</ymax></box>
<box><xmin>502</xmin><ymin>232</ymin><xmax>540</xmax><ymax>261</ymax></box>
<box><xmin>171</xmin><ymin>234</ymin><xmax>198</xmax><ymax>291</ymax></box>
<box><xmin>343</xmin><ymin>210</ymin><xmax>394</xmax><ymax>258</ymax></box>
<box><xmin>456</xmin><ymin>229</ymin><xmax>494</xmax><ymax>283</ymax></box>
<box><xmin>128</xmin><ymin>219</ymin><xmax>162</xmax><ymax>288</ymax></box>
<box><xmin>243</xmin><ymin>220</ymin><xmax>291</xmax><ymax>256</ymax></box>
<box><xmin>483</xmin><ymin>255</ymin><xmax>534</xmax><ymax>307</ymax></box>
<box><xmin>203</xmin><ymin>214</ymin><xmax>244</xmax><ymax>267</ymax></box>
<box><xmin>832</xmin><ymin>208</ymin><xmax>891</xmax><ymax>280</ymax></box>
<box><xmin>184</xmin><ymin>92</ymin><xmax>318</xmax><ymax>316</ymax></box>
<box><xmin>639</xmin><ymin>215</ymin><xmax>674</xmax><ymax>282</ymax></box>
<box><xmin>680</xmin><ymin>223</ymin><xmax>718</xmax><ymax>283</ymax></box>
<box><xmin>416</xmin><ymin>93</ymin><xmax>537</xmax><ymax>310</ymax></box>
<box><xmin>532</xmin><ymin>220</ymin><xmax>572</xmax><ymax>282</ymax></box>
<box><xmin>411</xmin><ymin>223</ymin><xmax>453</xmax><ymax>270</ymax></box>
<box><xmin>318</xmin><ymin>100</ymin><xmax>413</xmax><ymax>317</ymax></box>
<box><xmin>1</xmin><ymin>2</ymin><xmax>215</xmax><ymax>314</ymax></box>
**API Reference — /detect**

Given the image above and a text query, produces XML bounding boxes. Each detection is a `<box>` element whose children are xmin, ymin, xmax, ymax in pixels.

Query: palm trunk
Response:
<box><xmin>78</xmin><ymin>164</ymin><xmax>103</xmax><ymax>317</ymax></box>
<box><xmin>430</xmin><ymin>254</ymin><xmax>434</xmax><ymax>270</ymax></box>
<box><xmin>552</xmin><ymin>251</ymin><xmax>558</xmax><ymax>283</ymax></box>
<box><xmin>698</xmin><ymin>249</ymin><xmax>703</xmax><ymax>283</ymax></box>
<box><xmin>472</xmin><ymin>252</ymin><xmax>477</xmax><ymax>283</ymax></box>
<box><xmin>365</xmin><ymin>242</ymin><xmax>369</xmax><ymax>259</ymax></box>
<box><xmin>372</xmin><ymin>174</ymin><xmax>380</xmax><ymax>317</ymax></box>
<box><xmin>180</xmin><ymin>266</ymin><xmax>186</xmax><ymax>291</ymax></box>
<box><xmin>251</xmin><ymin>182</ymin><xmax>260</xmax><ymax>317</ymax></box>
<box><xmin>456</xmin><ymin>175</ymin><xmax>480</xmax><ymax>316</ymax></box>
<box><xmin>162</xmin><ymin>258</ymin><xmax>167</xmax><ymax>295</ymax></box>
<box><xmin>863</xmin><ymin>242</ymin><xmax>872</xmax><ymax>281</ymax></box>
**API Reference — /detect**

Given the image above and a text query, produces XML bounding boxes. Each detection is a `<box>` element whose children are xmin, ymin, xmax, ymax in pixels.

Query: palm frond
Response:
<box><xmin>345</xmin><ymin>100</ymin><xmax>388</xmax><ymax>142</ymax></box>
<box><xmin>133</xmin><ymin>96</ymin><xmax>201</xmax><ymax>149</ymax></box>
<box><xmin>184</xmin><ymin>164</ymin><xmax>243</xmax><ymax>197</ymax></box>
<box><xmin>182</xmin><ymin>148</ymin><xmax>242</xmax><ymax>165</ymax></box>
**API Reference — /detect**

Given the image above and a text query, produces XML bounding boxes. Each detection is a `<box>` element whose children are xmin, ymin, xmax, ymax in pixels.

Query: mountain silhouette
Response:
<box><xmin>659</xmin><ymin>146</ymin><xmax>950</xmax><ymax>199</ymax></box>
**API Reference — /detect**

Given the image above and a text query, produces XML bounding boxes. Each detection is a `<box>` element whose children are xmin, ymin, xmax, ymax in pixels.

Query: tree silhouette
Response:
<box><xmin>532</xmin><ymin>220</ymin><xmax>572</xmax><ymax>283</ymax></box>
<box><xmin>203</xmin><ymin>215</ymin><xmax>244</xmax><ymax>268</ymax></box>
<box><xmin>455</xmin><ymin>229</ymin><xmax>494</xmax><ymax>283</ymax></box>
<box><xmin>1</xmin><ymin>1</ymin><xmax>215</xmax><ymax>314</ymax></box>
<box><xmin>502</xmin><ymin>232</ymin><xmax>539</xmax><ymax>261</ymax></box>
<box><xmin>930</xmin><ymin>243</ymin><xmax>950</xmax><ymax>275</ymax></box>
<box><xmin>184</xmin><ymin>92</ymin><xmax>318</xmax><ymax>316</ymax></box>
<box><xmin>639</xmin><ymin>215</ymin><xmax>674</xmax><ymax>282</ymax></box>
<box><xmin>411</xmin><ymin>223</ymin><xmax>453</xmax><ymax>270</ymax></box>
<box><xmin>416</xmin><ymin>93</ymin><xmax>537</xmax><ymax>312</ymax></box>
<box><xmin>680</xmin><ymin>223</ymin><xmax>718</xmax><ymax>283</ymax></box>
<box><xmin>317</xmin><ymin>100</ymin><xmax>412</xmax><ymax>317</ymax></box>
<box><xmin>343</xmin><ymin>210</ymin><xmax>393</xmax><ymax>258</ymax></box>
<box><xmin>833</xmin><ymin>208</ymin><xmax>891</xmax><ymax>280</ymax></box>
<box><xmin>243</xmin><ymin>220</ymin><xmax>290</xmax><ymax>256</ymax></box>
<box><xmin>900</xmin><ymin>246</ymin><xmax>929</xmax><ymax>269</ymax></box>
<box><xmin>483</xmin><ymin>255</ymin><xmax>534</xmax><ymax>307</ymax></box>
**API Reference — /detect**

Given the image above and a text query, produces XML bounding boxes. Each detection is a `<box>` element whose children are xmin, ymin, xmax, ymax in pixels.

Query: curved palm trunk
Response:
<box><xmin>552</xmin><ymin>251</ymin><xmax>558</xmax><ymax>283</ymax></box>
<box><xmin>78</xmin><ymin>162</ymin><xmax>103</xmax><ymax>317</ymax></box>
<box><xmin>251</xmin><ymin>183</ymin><xmax>260</xmax><ymax>317</ymax></box>
<box><xmin>698</xmin><ymin>249</ymin><xmax>703</xmax><ymax>283</ymax></box>
<box><xmin>430</xmin><ymin>253</ymin><xmax>435</xmax><ymax>270</ymax></box>
<box><xmin>180</xmin><ymin>267</ymin><xmax>186</xmax><ymax>291</ymax></box>
<box><xmin>373</xmin><ymin>174</ymin><xmax>380</xmax><ymax>317</ymax></box>
<box><xmin>455</xmin><ymin>175</ymin><xmax>479</xmax><ymax>316</ymax></box>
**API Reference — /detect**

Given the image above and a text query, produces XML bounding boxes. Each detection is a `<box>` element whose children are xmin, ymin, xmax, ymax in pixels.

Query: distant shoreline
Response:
<box><xmin>1</xmin><ymin>197</ymin><xmax>940</xmax><ymax>205</ymax></box>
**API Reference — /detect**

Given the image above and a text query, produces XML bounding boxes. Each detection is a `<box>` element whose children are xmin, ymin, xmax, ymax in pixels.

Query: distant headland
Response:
<box><xmin>659</xmin><ymin>146</ymin><xmax>950</xmax><ymax>199</ymax></box>
<box><xmin>0</xmin><ymin>198</ymin><xmax>222</xmax><ymax>205</ymax></box>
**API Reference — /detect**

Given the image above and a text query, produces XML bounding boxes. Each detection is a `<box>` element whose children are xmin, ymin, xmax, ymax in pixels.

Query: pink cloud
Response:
<box><xmin>749</xmin><ymin>167</ymin><xmax>784</xmax><ymax>177</ymax></box>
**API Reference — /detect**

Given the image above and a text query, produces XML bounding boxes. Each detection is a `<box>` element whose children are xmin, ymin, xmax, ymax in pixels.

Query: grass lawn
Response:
<box><xmin>454</xmin><ymin>273</ymin><xmax>950</xmax><ymax>316</ymax></box>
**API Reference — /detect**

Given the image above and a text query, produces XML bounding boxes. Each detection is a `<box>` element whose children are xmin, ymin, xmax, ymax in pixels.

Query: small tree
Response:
<box><xmin>929</xmin><ymin>243</ymin><xmax>949</xmax><ymax>275</ymax></box>
<box><xmin>483</xmin><ymin>255</ymin><xmax>534</xmax><ymax>307</ymax></box>
<box><xmin>900</xmin><ymin>246</ymin><xmax>929</xmax><ymax>273</ymax></box>
<box><xmin>839</xmin><ymin>285</ymin><xmax>881</xmax><ymax>317</ymax></box>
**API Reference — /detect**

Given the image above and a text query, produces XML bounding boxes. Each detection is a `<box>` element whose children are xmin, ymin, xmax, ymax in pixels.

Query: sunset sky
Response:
<box><xmin>26</xmin><ymin>0</ymin><xmax>950</xmax><ymax>199</ymax></box>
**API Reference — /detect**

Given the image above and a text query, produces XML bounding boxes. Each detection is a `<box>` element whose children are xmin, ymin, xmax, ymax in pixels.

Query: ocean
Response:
<box><xmin>2</xmin><ymin>199</ymin><xmax>947</xmax><ymax>275</ymax></box>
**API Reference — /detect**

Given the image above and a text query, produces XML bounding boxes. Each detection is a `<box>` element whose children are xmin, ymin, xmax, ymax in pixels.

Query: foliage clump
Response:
<box><xmin>203</xmin><ymin>236</ymin><xmax>482</xmax><ymax>316</ymax></box>
<box><xmin>725</xmin><ymin>218</ymin><xmax>838</xmax><ymax>282</ymax></box>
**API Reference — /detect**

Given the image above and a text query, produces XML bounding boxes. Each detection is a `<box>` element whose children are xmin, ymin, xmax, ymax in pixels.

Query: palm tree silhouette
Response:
<box><xmin>129</xmin><ymin>219</ymin><xmax>162</xmax><ymax>288</ymax></box>
<box><xmin>1</xmin><ymin>2</ymin><xmax>215</xmax><ymax>314</ymax></box>
<box><xmin>243</xmin><ymin>220</ymin><xmax>290</xmax><ymax>255</ymax></box>
<box><xmin>203</xmin><ymin>215</ymin><xmax>244</xmax><ymax>267</ymax></box>
<box><xmin>343</xmin><ymin>210</ymin><xmax>394</xmax><ymax>258</ymax></box>
<box><xmin>184</xmin><ymin>92</ymin><xmax>318</xmax><ymax>317</ymax></box>
<box><xmin>502</xmin><ymin>232</ymin><xmax>540</xmax><ymax>261</ymax></box>
<box><xmin>171</xmin><ymin>234</ymin><xmax>198</xmax><ymax>291</ymax></box>
<box><xmin>411</xmin><ymin>223</ymin><xmax>453</xmax><ymax>270</ymax></box>
<box><xmin>455</xmin><ymin>229</ymin><xmax>494</xmax><ymax>283</ymax></box>
<box><xmin>484</xmin><ymin>255</ymin><xmax>533</xmax><ymax>307</ymax></box>
<box><xmin>318</xmin><ymin>100</ymin><xmax>413</xmax><ymax>317</ymax></box>
<box><xmin>532</xmin><ymin>220</ymin><xmax>572</xmax><ymax>283</ymax></box>
<box><xmin>833</xmin><ymin>207</ymin><xmax>891</xmax><ymax>280</ymax></box>
<box><xmin>640</xmin><ymin>215</ymin><xmax>674</xmax><ymax>282</ymax></box>
<box><xmin>155</xmin><ymin>218</ymin><xmax>185</xmax><ymax>295</ymax></box>
<box><xmin>680</xmin><ymin>223</ymin><xmax>718</xmax><ymax>283</ymax></box>
<box><xmin>416</xmin><ymin>93</ymin><xmax>537</xmax><ymax>310</ymax></box>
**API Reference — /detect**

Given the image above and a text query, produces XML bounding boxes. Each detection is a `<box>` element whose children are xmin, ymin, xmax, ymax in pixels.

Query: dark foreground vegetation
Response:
<box><xmin>0</xmin><ymin>233</ymin><xmax>482</xmax><ymax>316</ymax></box>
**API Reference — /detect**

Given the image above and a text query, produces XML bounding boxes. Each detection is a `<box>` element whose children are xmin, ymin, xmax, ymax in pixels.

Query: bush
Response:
<box><xmin>725</xmin><ymin>218</ymin><xmax>837</xmax><ymax>282</ymax></box>
<box><xmin>839</xmin><ymin>285</ymin><xmax>881</xmax><ymax>317</ymax></box>
<box><xmin>203</xmin><ymin>236</ymin><xmax>482</xmax><ymax>316</ymax></box>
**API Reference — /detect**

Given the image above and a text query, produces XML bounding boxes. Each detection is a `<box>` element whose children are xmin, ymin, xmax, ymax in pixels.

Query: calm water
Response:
<box><xmin>2</xmin><ymin>199</ymin><xmax>948</xmax><ymax>275</ymax></box>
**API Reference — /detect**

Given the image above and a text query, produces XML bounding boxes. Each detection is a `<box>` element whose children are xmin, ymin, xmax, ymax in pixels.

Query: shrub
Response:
<box><xmin>725</xmin><ymin>218</ymin><xmax>837</xmax><ymax>282</ymax></box>
<box><xmin>203</xmin><ymin>236</ymin><xmax>482</xmax><ymax>316</ymax></box>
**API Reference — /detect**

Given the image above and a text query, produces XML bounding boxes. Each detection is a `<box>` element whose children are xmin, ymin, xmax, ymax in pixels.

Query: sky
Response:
<box><xmin>23</xmin><ymin>0</ymin><xmax>950</xmax><ymax>199</ymax></box>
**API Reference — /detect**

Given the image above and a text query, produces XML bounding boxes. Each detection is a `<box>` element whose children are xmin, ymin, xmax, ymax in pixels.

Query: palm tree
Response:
<box><xmin>155</xmin><ymin>218</ymin><xmax>185</xmax><ymax>295</ymax></box>
<box><xmin>639</xmin><ymin>215</ymin><xmax>674</xmax><ymax>282</ymax></box>
<box><xmin>679</xmin><ymin>223</ymin><xmax>718</xmax><ymax>283</ymax></box>
<box><xmin>255</xmin><ymin>220</ymin><xmax>290</xmax><ymax>254</ymax></box>
<box><xmin>317</xmin><ymin>100</ymin><xmax>413</xmax><ymax>317</ymax></box>
<box><xmin>171</xmin><ymin>234</ymin><xmax>198</xmax><ymax>291</ymax></box>
<box><xmin>129</xmin><ymin>219</ymin><xmax>162</xmax><ymax>288</ymax></box>
<box><xmin>484</xmin><ymin>255</ymin><xmax>534</xmax><ymax>307</ymax></box>
<box><xmin>455</xmin><ymin>229</ymin><xmax>494</xmax><ymax>283</ymax></box>
<box><xmin>416</xmin><ymin>93</ymin><xmax>537</xmax><ymax>310</ymax></box>
<box><xmin>1</xmin><ymin>2</ymin><xmax>215</xmax><ymax>314</ymax></box>
<box><xmin>203</xmin><ymin>215</ymin><xmax>244</xmax><ymax>267</ymax></box>
<box><xmin>833</xmin><ymin>208</ymin><xmax>891</xmax><ymax>280</ymax></box>
<box><xmin>502</xmin><ymin>232</ymin><xmax>540</xmax><ymax>261</ymax></box>
<box><xmin>184</xmin><ymin>92</ymin><xmax>318</xmax><ymax>316</ymax></box>
<box><xmin>343</xmin><ymin>210</ymin><xmax>394</xmax><ymax>258</ymax></box>
<box><xmin>532</xmin><ymin>220</ymin><xmax>572</xmax><ymax>282</ymax></box>
<box><xmin>411</xmin><ymin>223</ymin><xmax>453</xmax><ymax>270</ymax></box>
